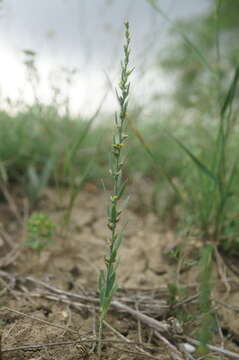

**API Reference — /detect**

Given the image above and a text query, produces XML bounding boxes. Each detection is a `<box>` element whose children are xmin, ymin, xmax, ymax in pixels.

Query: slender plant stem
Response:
<box><xmin>97</xmin><ymin>22</ymin><xmax>133</xmax><ymax>358</ymax></box>
<box><xmin>98</xmin><ymin>317</ymin><xmax>103</xmax><ymax>358</ymax></box>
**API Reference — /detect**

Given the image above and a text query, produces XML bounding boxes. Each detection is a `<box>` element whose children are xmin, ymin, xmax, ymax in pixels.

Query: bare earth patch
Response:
<box><xmin>0</xmin><ymin>185</ymin><xmax>239</xmax><ymax>359</ymax></box>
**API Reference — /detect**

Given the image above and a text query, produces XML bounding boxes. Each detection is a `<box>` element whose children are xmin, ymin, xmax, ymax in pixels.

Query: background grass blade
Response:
<box><xmin>129</xmin><ymin>119</ymin><xmax>184</xmax><ymax>201</ymax></box>
<box><xmin>146</xmin><ymin>0</ymin><xmax>216</xmax><ymax>75</ymax></box>
<box><xmin>171</xmin><ymin>135</ymin><xmax>218</xmax><ymax>184</ymax></box>
<box><xmin>220</xmin><ymin>63</ymin><xmax>239</xmax><ymax>117</ymax></box>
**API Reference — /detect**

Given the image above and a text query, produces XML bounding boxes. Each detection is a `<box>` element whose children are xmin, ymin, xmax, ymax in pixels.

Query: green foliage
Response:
<box><xmin>26</xmin><ymin>212</ymin><xmax>55</xmax><ymax>254</ymax></box>
<box><xmin>25</xmin><ymin>156</ymin><xmax>56</xmax><ymax>205</ymax></box>
<box><xmin>143</xmin><ymin>0</ymin><xmax>239</xmax><ymax>246</ymax></box>
<box><xmin>144</xmin><ymin>2</ymin><xmax>239</xmax><ymax>352</ymax></box>
<box><xmin>0</xmin><ymin>104</ymin><xmax>107</xmax><ymax>206</ymax></box>
<box><xmin>221</xmin><ymin>220</ymin><xmax>239</xmax><ymax>256</ymax></box>
<box><xmin>157</xmin><ymin>0</ymin><xmax>239</xmax><ymax>110</ymax></box>
<box><xmin>217</xmin><ymin>0</ymin><xmax>239</xmax><ymax>31</ymax></box>
<box><xmin>169</xmin><ymin>61</ymin><xmax>239</xmax><ymax>242</ymax></box>
<box><xmin>0</xmin><ymin>0</ymin><xmax>238</xmax><ymax>256</ymax></box>
<box><xmin>98</xmin><ymin>22</ymin><xmax>132</xmax><ymax>358</ymax></box>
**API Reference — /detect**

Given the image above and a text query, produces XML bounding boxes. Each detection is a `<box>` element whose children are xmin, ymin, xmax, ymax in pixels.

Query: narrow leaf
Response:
<box><xmin>118</xmin><ymin>178</ymin><xmax>128</xmax><ymax>199</ymax></box>
<box><xmin>172</xmin><ymin>136</ymin><xmax>218</xmax><ymax>183</ymax></box>
<box><xmin>221</xmin><ymin>63</ymin><xmax>239</xmax><ymax>117</ymax></box>
<box><xmin>129</xmin><ymin>119</ymin><xmax>184</xmax><ymax>201</ymax></box>
<box><xmin>146</xmin><ymin>0</ymin><xmax>216</xmax><ymax>75</ymax></box>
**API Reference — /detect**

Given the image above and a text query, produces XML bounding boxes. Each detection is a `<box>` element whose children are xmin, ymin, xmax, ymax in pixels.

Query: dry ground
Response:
<box><xmin>0</xmin><ymin>183</ymin><xmax>239</xmax><ymax>359</ymax></box>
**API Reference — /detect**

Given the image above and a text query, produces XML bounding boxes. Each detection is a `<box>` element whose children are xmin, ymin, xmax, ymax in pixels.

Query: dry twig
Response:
<box><xmin>2</xmin><ymin>272</ymin><xmax>239</xmax><ymax>360</ymax></box>
<box><xmin>2</xmin><ymin>338</ymin><xmax>155</xmax><ymax>354</ymax></box>
<box><xmin>154</xmin><ymin>331</ymin><xmax>183</xmax><ymax>360</ymax></box>
<box><xmin>104</xmin><ymin>320</ymin><xmax>159</xmax><ymax>359</ymax></box>
<box><xmin>0</xmin><ymin>183</ymin><xmax>21</xmax><ymax>223</ymax></box>
<box><xmin>112</xmin><ymin>300</ymin><xmax>170</xmax><ymax>333</ymax></box>
<box><xmin>0</xmin><ymin>246</ymin><xmax>20</xmax><ymax>268</ymax></box>
<box><xmin>185</xmin><ymin>337</ymin><xmax>239</xmax><ymax>360</ymax></box>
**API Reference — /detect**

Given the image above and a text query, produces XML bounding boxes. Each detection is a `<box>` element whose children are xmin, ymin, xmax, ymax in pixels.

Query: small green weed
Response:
<box><xmin>26</xmin><ymin>212</ymin><xmax>55</xmax><ymax>254</ymax></box>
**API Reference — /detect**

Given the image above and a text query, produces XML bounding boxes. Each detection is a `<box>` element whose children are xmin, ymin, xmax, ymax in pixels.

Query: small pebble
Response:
<box><xmin>179</xmin><ymin>343</ymin><xmax>196</xmax><ymax>353</ymax></box>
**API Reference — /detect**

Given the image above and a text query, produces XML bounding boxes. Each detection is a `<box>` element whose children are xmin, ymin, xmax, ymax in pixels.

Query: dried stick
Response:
<box><xmin>0</xmin><ymin>270</ymin><xmax>18</xmax><ymax>298</ymax></box>
<box><xmin>214</xmin><ymin>299</ymin><xmax>239</xmax><ymax>313</ymax></box>
<box><xmin>2</xmin><ymin>338</ymin><xmax>151</xmax><ymax>354</ymax></box>
<box><xmin>22</xmin><ymin>275</ymin><xmax>169</xmax><ymax>317</ymax></box>
<box><xmin>154</xmin><ymin>331</ymin><xmax>183</xmax><ymax>360</ymax></box>
<box><xmin>0</xmin><ymin>246</ymin><xmax>20</xmax><ymax>268</ymax></box>
<box><xmin>112</xmin><ymin>300</ymin><xmax>170</xmax><ymax>333</ymax></box>
<box><xmin>25</xmin><ymin>276</ymin><xmax>98</xmax><ymax>303</ymax></box>
<box><xmin>135</xmin><ymin>301</ymin><xmax>143</xmax><ymax>344</ymax></box>
<box><xmin>0</xmin><ymin>183</ymin><xmax>21</xmax><ymax>223</ymax></box>
<box><xmin>104</xmin><ymin>320</ymin><xmax>159</xmax><ymax>360</ymax></box>
<box><xmin>0</xmin><ymin>227</ymin><xmax>14</xmax><ymax>248</ymax></box>
<box><xmin>0</xmin><ymin>277</ymin><xmax>10</xmax><ymax>296</ymax></box>
<box><xmin>214</xmin><ymin>245</ymin><xmax>231</xmax><ymax>297</ymax></box>
<box><xmin>2</xmin><ymin>273</ymin><xmax>239</xmax><ymax>360</ymax></box>
<box><xmin>185</xmin><ymin>337</ymin><xmax>239</xmax><ymax>360</ymax></box>
<box><xmin>37</xmin><ymin>293</ymin><xmax>96</xmax><ymax>311</ymax></box>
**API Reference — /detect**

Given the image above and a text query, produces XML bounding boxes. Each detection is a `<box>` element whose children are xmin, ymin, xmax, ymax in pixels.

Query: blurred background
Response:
<box><xmin>0</xmin><ymin>0</ymin><xmax>209</xmax><ymax>115</ymax></box>
<box><xmin>0</xmin><ymin>0</ymin><xmax>238</xmax><ymax>234</ymax></box>
<box><xmin>1</xmin><ymin>3</ymin><xmax>239</xmax><ymax>355</ymax></box>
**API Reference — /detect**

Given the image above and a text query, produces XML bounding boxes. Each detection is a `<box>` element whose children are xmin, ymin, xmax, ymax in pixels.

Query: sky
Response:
<box><xmin>0</xmin><ymin>0</ymin><xmax>210</xmax><ymax>116</ymax></box>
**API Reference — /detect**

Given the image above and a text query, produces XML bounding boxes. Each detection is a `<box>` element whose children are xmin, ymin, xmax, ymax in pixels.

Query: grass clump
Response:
<box><xmin>98</xmin><ymin>22</ymin><xmax>133</xmax><ymax>357</ymax></box>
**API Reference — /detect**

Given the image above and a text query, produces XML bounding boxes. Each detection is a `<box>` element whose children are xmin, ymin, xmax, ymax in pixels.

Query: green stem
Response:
<box><xmin>98</xmin><ymin>22</ymin><xmax>132</xmax><ymax>356</ymax></box>
<box><xmin>98</xmin><ymin>317</ymin><xmax>104</xmax><ymax>359</ymax></box>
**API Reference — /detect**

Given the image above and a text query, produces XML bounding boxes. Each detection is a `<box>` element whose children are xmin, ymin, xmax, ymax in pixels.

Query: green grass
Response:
<box><xmin>1</xmin><ymin>98</ymin><xmax>239</xmax><ymax>238</ymax></box>
<box><xmin>0</xmin><ymin>105</ymin><xmax>108</xmax><ymax>200</ymax></box>
<box><xmin>0</xmin><ymin>3</ymin><xmax>238</xmax><ymax>355</ymax></box>
<box><xmin>98</xmin><ymin>22</ymin><xmax>132</xmax><ymax>358</ymax></box>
